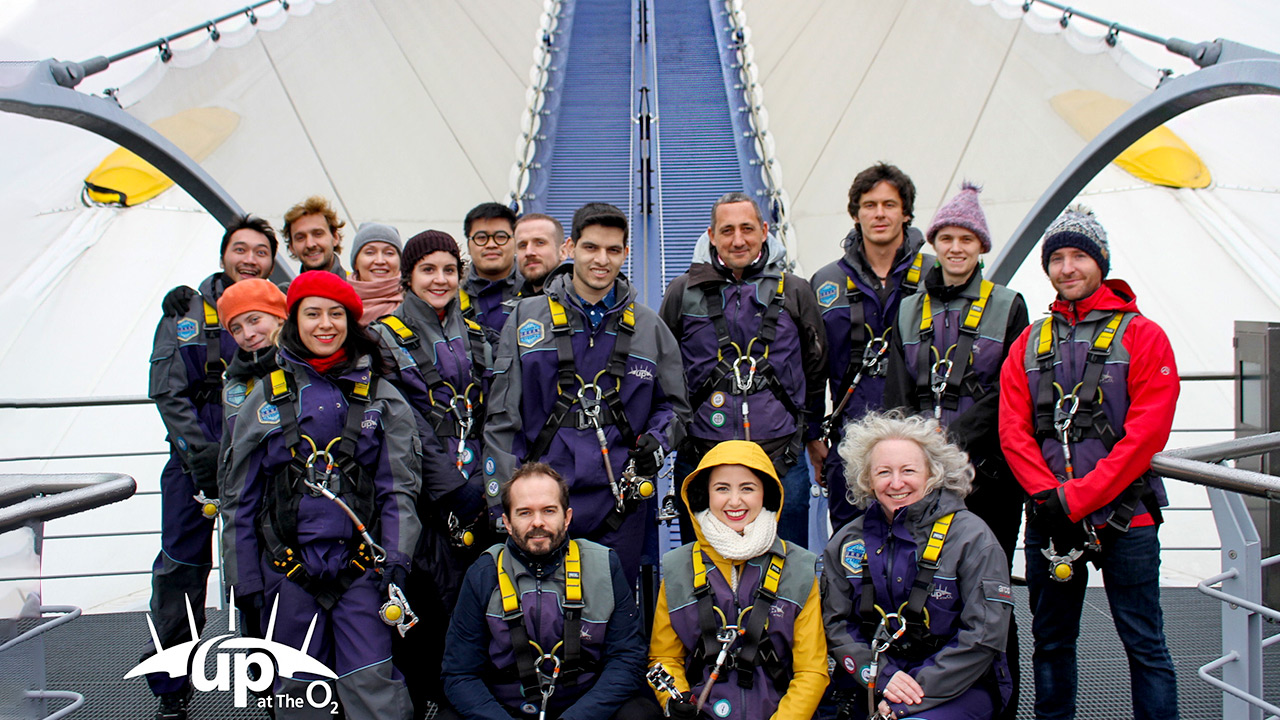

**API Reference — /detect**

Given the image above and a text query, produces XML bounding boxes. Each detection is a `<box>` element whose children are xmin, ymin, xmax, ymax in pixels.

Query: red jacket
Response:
<box><xmin>998</xmin><ymin>280</ymin><xmax>1179</xmax><ymax>526</ymax></box>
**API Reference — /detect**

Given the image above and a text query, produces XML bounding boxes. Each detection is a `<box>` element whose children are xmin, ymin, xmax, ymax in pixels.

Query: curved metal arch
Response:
<box><xmin>989</xmin><ymin>50</ymin><xmax>1280</xmax><ymax>284</ymax></box>
<box><xmin>0</xmin><ymin>59</ymin><xmax>244</xmax><ymax>228</ymax></box>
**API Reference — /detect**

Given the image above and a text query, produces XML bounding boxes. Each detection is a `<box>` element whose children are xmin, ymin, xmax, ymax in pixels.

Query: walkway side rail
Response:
<box><xmin>1150</xmin><ymin>433</ymin><xmax>1280</xmax><ymax>720</ymax></box>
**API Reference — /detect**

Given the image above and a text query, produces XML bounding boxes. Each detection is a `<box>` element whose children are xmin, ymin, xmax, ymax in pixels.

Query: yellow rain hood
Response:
<box><xmin>82</xmin><ymin>107</ymin><xmax>240</xmax><ymax>206</ymax></box>
<box><xmin>1051</xmin><ymin>90</ymin><xmax>1210</xmax><ymax>189</ymax></box>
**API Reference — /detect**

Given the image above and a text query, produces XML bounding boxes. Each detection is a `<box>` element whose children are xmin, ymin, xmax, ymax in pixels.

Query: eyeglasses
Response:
<box><xmin>470</xmin><ymin>231</ymin><xmax>512</xmax><ymax>246</ymax></box>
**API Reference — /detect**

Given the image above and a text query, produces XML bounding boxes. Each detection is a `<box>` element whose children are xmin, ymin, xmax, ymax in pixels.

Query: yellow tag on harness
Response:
<box><xmin>922</xmin><ymin>513</ymin><xmax>956</xmax><ymax>565</ymax></box>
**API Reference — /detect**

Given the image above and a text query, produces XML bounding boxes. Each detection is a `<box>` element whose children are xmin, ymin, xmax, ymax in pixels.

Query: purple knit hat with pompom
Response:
<box><xmin>926</xmin><ymin>181</ymin><xmax>991</xmax><ymax>252</ymax></box>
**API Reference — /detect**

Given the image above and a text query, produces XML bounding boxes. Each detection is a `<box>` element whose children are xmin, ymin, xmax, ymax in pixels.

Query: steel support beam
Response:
<box><xmin>0</xmin><ymin>59</ymin><xmax>244</xmax><ymax>228</ymax></box>
<box><xmin>989</xmin><ymin>43</ymin><xmax>1280</xmax><ymax>284</ymax></box>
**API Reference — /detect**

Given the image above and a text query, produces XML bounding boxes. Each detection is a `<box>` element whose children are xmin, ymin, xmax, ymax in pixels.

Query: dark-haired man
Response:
<box><xmin>283</xmin><ymin>195</ymin><xmax>346</xmax><ymax>277</ymax></box>
<box><xmin>145</xmin><ymin>216</ymin><xmax>277</xmax><ymax>720</ymax></box>
<box><xmin>807</xmin><ymin>163</ymin><xmax>931</xmax><ymax>532</ymax></box>
<box><xmin>463</xmin><ymin>202</ymin><xmax>521</xmax><ymax>338</ymax></box>
<box><xmin>514</xmin><ymin>212</ymin><xmax>565</xmax><ymax>295</ymax></box>
<box><xmin>659</xmin><ymin>192</ymin><xmax>826</xmax><ymax>549</ymax></box>
<box><xmin>440</xmin><ymin>463</ymin><xmax>660</xmax><ymax>720</ymax></box>
<box><xmin>483</xmin><ymin>202</ymin><xmax>688</xmax><ymax>583</ymax></box>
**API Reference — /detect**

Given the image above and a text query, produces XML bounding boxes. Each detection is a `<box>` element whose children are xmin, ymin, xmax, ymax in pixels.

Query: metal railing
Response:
<box><xmin>1150</xmin><ymin>433</ymin><xmax>1280</xmax><ymax>720</ymax></box>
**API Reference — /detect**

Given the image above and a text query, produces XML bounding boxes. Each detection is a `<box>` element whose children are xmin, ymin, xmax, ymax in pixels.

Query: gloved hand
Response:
<box><xmin>162</xmin><ymin>285</ymin><xmax>196</xmax><ymax>317</ymax></box>
<box><xmin>441</xmin><ymin>477</ymin><xmax>485</xmax><ymax>523</ymax></box>
<box><xmin>380</xmin><ymin>564</ymin><xmax>409</xmax><ymax>593</ymax></box>
<box><xmin>1031</xmin><ymin>488</ymin><xmax>1085</xmax><ymax>553</ymax></box>
<box><xmin>186</xmin><ymin>443</ymin><xmax>221</xmax><ymax>497</ymax></box>
<box><xmin>666</xmin><ymin>697</ymin><xmax>700</xmax><ymax>719</ymax></box>
<box><xmin>629</xmin><ymin>433</ymin><xmax>665</xmax><ymax>477</ymax></box>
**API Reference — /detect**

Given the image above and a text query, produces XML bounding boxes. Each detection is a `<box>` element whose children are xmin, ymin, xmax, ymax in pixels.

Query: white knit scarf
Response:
<box><xmin>695</xmin><ymin>509</ymin><xmax>778</xmax><ymax>592</ymax></box>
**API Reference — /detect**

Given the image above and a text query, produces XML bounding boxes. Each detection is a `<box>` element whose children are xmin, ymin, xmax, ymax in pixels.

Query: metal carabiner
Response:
<box><xmin>863</xmin><ymin>334</ymin><xmax>891</xmax><ymax>377</ymax></box>
<box><xmin>731</xmin><ymin>355</ymin><xmax>758</xmax><ymax>394</ymax></box>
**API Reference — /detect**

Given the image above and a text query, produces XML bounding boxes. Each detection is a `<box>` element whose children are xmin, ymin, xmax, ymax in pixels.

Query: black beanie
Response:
<box><xmin>401</xmin><ymin>230</ymin><xmax>462</xmax><ymax>285</ymax></box>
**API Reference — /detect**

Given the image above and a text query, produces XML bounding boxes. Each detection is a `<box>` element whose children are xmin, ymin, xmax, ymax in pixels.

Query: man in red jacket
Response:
<box><xmin>998</xmin><ymin>205</ymin><xmax>1179</xmax><ymax>720</ymax></box>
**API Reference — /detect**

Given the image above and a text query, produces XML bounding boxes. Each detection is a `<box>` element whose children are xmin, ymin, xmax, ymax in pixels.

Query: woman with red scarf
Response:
<box><xmin>219</xmin><ymin>271</ymin><xmax>422</xmax><ymax>720</ymax></box>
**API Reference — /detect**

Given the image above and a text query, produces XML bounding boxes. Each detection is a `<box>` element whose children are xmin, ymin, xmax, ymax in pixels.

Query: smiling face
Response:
<box><xmin>869</xmin><ymin>438</ymin><xmax>930</xmax><ymax>519</ymax></box>
<box><xmin>1047</xmin><ymin>247</ymin><xmax>1103</xmax><ymax>302</ymax></box>
<box><xmin>855</xmin><ymin>180</ymin><xmax>910</xmax><ymax>249</ymax></box>
<box><xmin>296</xmin><ymin>297</ymin><xmax>347</xmax><ymax>357</ymax></box>
<box><xmin>289</xmin><ymin>213</ymin><xmax>339</xmax><ymax>271</ymax></box>
<box><xmin>706</xmin><ymin>464</ymin><xmax>765</xmax><ymax>535</ymax></box>
<box><xmin>709</xmin><ymin>201</ymin><xmax>767</xmax><ymax>276</ymax></box>
<box><xmin>931</xmin><ymin>225</ymin><xmax>983</xmax><ymax>286</ymax></box>
<box><xmin>409</xmin><ymin>251</ymin><xmax>460</xmax><ymax>311</ymax></box>
<box><xmin>353</xmin><ymin>241</ymin><xmax>400</xmax><ymax>280</ymax></box>
<box><xmin>515</xmin><ymin>217</ymin><xmax>562</xmax><ymax>287</ymax></box>
<box><xmin>569</xmin><ymin>224</ymin><xmax>628</xmax><ymax>304</ymax></box>
<box><xmin>227</xmin><ymin>311</ymin><xmax>283</xmax><ymax>352</ymax></box>
<box><xmin>222</xmin><ymin>229</ymin><xmax>275</xmax><ymax>282</ymax></box>
<box><xmin>503</xmin><ymin>473</ymin><xmax>572</xmax><ymax>557</ymax></box>
<box><xmin>467</xmin><ymin>217</ymin><xmax>516</xmax><ymax>281</ymax></box>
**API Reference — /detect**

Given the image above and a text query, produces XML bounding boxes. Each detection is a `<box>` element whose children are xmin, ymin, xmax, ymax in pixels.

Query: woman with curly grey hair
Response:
<box><xmin>821</xmin><ymin>412</ymin><xmax>1013</xmax><ymax>720</ymax></box>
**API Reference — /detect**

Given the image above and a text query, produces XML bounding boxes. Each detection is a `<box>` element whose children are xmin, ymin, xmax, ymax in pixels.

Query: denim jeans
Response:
<box><xmin>1024</xmin><ymin>522</ymin><xmax>1178</xmax><ymax>720</ymax></box>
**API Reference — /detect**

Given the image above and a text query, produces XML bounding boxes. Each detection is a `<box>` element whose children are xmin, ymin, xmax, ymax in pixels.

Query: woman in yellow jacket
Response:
<box><xmin>649</xmin><ymin>440</ymin><xmax>828</xmax><ymax>719</ymax></box>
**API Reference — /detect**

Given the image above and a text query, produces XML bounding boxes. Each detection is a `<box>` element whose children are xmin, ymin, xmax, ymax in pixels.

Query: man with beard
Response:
<box><xmin>146</xmin><ymin>216</ymin><xmax>276</xmax><ymax>720</ymax></box>
<box><xmin>514</xmin><ymin>212</ymin><xmax>565</xmax><ymax>295</ymax></box>
<box><xmin>283</xmin><ymin>195</ymin><xmax>347</xmax><ymax>277</ymax></box>
<box><xmin>440</xmin><ymin>463</ymin><xmax>660</xmax><ymax>720</ymax></box>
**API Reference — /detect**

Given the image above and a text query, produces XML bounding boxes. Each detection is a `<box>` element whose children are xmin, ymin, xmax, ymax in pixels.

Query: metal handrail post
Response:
<box><xmin>1206</xmin><ymin>488</ymin><xmax>1264</xmax><ymax>720</ymax></box>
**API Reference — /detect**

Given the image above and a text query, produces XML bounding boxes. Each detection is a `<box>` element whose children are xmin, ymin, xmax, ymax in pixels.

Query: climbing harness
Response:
<box><xmin>857</xmin><ymin>513</ymin><xmax>955</xmax><ymax>662</ymax></box>
<box><xmin>689</xmin><ymin>276</ymin><xmax>800</xmax><ymax>439</ymax></box>
<box><xmin>689</xmin><ymin>542</ymin><xmax>789</xmax><ymax>701</ymax></box>
<box><xmin>378</xmin><ymin>582</ymin><xmax>419</xmax><ymax>637</ymax></box>
<box><xmin>914</xmin><ymin>279</ymin><xmax>994</xmax><ymax>420</ymax></box>
<box><xmin>495</xmin><ymin>540</ymin><xmax>590</xmax><ymax>706</ymax></box>
<box><xmin>822</xmin><ymin>254</ymin><xmax>925</xmax><ymax>437</ymax></box>
<box><xmin>645</xmin><ymin>664</ymin><xmax>686</xmax><ymax>702</ymax></box>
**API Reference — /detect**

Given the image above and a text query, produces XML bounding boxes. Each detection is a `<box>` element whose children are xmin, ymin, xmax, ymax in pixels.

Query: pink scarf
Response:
<box><xmin>348</xmin><ymin>275</ymin><xmax>403</xmax><ymax>326</ymax></box>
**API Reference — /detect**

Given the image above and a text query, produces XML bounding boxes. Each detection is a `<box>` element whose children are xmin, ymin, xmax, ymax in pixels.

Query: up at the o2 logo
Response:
<box><xmin>125</xmin><ymin>592</ymin><xmax>339</xmax><ymax>712</ymax></box>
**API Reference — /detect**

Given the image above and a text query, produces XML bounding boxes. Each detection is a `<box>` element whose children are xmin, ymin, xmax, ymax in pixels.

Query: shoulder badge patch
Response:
<box><xmin>842</xmin><ymin>538</ymin><xmax>866</xmax><ymax>575</ymax></box>
<box><xmin>816</xmin><ymin>280</ymin><xmax>840</xmax><ymax>308</ymax></box>
<box><xmin>517</xmin><ymin>319</ymin><xmax>545</xmax><ymax>348</ymax></box>
<box><xmin>257</xmin><ymin>402</ymin><xmax>280</xmax><ymax>425</ymax></box>
<box><xmin>175</xmin><ymin>317</ymin><xmax>198</xmax><ymax>342</ymax></box>
<box><xmin>224</xmin><ymin>382</ymin><xmax>248</xmax><ymax>409</ymax></box>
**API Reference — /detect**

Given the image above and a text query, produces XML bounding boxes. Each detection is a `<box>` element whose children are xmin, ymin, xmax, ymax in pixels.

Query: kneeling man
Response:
<box><xmin>441</xmin><ymin>463</ymin><xmax>661</xmax><ymax>720</ymax></box>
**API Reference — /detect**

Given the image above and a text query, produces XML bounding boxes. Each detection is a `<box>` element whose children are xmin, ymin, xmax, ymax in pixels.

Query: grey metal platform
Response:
<box><xmin>20</xmin><ymin>587</ymin><xmax>1280</xmax><ymax>719</ymax></box>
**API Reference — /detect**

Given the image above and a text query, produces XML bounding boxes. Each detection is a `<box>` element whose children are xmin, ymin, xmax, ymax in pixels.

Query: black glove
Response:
<box><xmin>186</xmin><ymin>443</ymin><xmax>221</xmax><ymax>497</ymax></box>
<box><xmin>162</xmin><ymin>285</ymin><xmax>196</xmax><ymax>317</ymax></box>
<box><xmin>666</xmin><ymin>697</ymin><xmax>700</xmax><ymax>719</ymax></box>
<box><xmin>380</xmin><ymin>564</ymin><xmax>409</xmax><ymax>593</ymax></box>
<box><xmin>441</xmin><ymin>477</ymin><xmax>485</xmax><ymax>523</ymax></box>
<box><xmin>1031</xmin><ymin>489</ymin><xmax>1085</xmax><ymax>553</ymax></box>
<box><xmin>629</xmin><ymin>433</ymin><xmax>664</xmax><ymax>477</ymax></box>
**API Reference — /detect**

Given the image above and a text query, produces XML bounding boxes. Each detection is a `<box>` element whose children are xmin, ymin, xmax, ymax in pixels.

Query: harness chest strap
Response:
<box><xmin>377</xmin><ymin>314</ymin><xmax>488</xmax><ymax>437</ymax></box>
<box><xmin>497</xmin><ymin>540</ymin><xmax>585</xmax><ymax>695</ymax></box>
<box><xmin>691</xmin><ymin>541</ymin><xmax>787</xmax><ymax>688</ymax></box>
<box><xmin>690</xmin><ymin>276</ymin><xmax>798</xmax><ymax>417</ymax></box>
<box><xmin>202</xmin><ymin>299</ymin><xmax>224</xmax><ymax>385</ymax></box>
<box><xmin>833</xmin><ymin>253</ymin><xmax>924</xmax><ymax>402</ymax></box>
<box><xmin>1032</xmin><ymin>312</ymin><xmax>1125</xmax><ymax>443</ymax></box>
<box><xmin>858</xmin><ymin>513</ymin><xmax>956</xmax><ymax>628</ymax></box>
<box><xmin>527</xmin><ymin>297</ymin><xmax>639</xmax><ymax>462</ymax></box>
<box><xmin>914</xmin><ymin>280</ymin><xmax>994</xmax><ymax>411</ymax></box>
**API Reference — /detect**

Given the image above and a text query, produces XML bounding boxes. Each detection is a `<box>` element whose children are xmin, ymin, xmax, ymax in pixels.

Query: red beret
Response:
<box><xmin>286</xmin><ymin>271</ymin><xmax>364</xmax><ymax>319</ymax></box>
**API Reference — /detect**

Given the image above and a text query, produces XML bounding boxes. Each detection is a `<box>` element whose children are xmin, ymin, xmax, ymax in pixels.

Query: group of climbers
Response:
<box><xmin>144</xmin><ymin>167</ymin><xmax>1178</xmax><ymax>720</ymax></box>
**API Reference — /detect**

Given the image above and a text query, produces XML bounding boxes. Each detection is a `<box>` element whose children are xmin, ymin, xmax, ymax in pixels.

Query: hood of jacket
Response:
<box><xmin>679</xmin><ymin>440</ymin><xmax>785</xmax><ymax>549</ymax></box>
<box><xmin>542</xmin><ymin>264</ymin><xmax>638</xmax><ymax>313</ymax></box>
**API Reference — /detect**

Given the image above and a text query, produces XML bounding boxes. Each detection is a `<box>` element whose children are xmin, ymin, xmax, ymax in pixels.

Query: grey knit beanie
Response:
<box><xmin>349</xmin><ymin>222</ymin><xmax>403</xmax><ymax>266</ymax></box>
<box><xmin>1040</xmin><ymin>204</ymin><xmax>1110</xmax><ymax>278</ymax></box>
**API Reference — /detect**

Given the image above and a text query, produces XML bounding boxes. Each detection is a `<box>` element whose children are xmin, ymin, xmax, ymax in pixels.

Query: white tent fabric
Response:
<box><xmin>0</xmin><ymin>0</ymin><xmax>1277</xmax><ymax>607</ymax></box>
